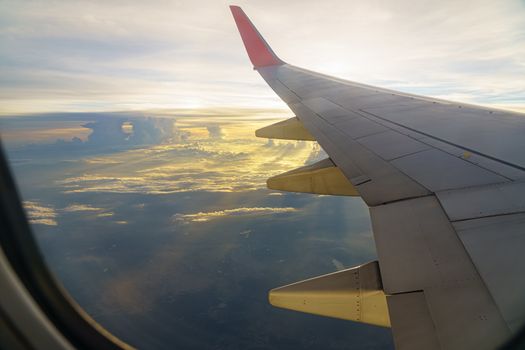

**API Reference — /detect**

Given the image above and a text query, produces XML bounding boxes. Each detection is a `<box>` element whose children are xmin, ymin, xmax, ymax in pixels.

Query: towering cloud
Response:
<box><xmin>83</xmin><ymin>116</ymin><xmax>187</xmax><ymax>147</ymax></box>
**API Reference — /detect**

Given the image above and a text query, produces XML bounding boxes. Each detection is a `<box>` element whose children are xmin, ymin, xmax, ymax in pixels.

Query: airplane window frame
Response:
<box><xmin>0</xmin><ymin>144</ymin><xmax>131</xmax><ymax>350</ymax></box>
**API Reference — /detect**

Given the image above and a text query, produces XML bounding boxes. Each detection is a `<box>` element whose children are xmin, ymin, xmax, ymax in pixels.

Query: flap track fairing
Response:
<box><xmin>267</xmin><ymin>158</ymin><xmax>359</xmax><ymax>196</ymax></box>
<box><xmin>255</xmin><ymin>117</ymin><xmax>316</xmax><ymax>141</ymax></box>
<box><xmin>269</xmin><ymin>261</ymin><xmax>390</xmax><ymax>327</ymax></box>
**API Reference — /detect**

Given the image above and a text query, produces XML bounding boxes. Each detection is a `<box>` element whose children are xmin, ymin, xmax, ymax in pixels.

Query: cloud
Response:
<box><xmin>23</xmin><ymin>201</ymin><xmax>117</xmax><ymax>225</ymax></box>
<box><xmin>172</xmin><ymin>207</ymin><xmax>298</xmax><ymax>224</ymax></box>
<box><xmin>303</xmin><ymin>143</ymin><xmax>328</xmax><ymax>165</ymax></box>
<box><xmin>84</xmin><ymin>158</ymin><xmax>123</xmax><ymax>165</ymax></box>
<box><xmin>61</xmin><ymin>204</ymin><xmax>115</xmax><ymax>218</ymax></box>
<box><xmin>23</xmin><ymin>200</ymin><xmax>57</xmax><ymax>226</ymax></box>
<box><xmin>83</xmin><ymin>115</ymin><xmax>187</xmax><ymax>147</ymax></box>
<box><xmin>62</xmin><ymin>204</ymin><xmax>105</xmax><ymax>212</ymax></box>
<box><xmin>2</xmin><ymin>113</ymin><xmax>190</xmax><ymax>155</ymax></box>
<box><xmin>206</xmin><ymin>125</ymin><xmax>223</xmax><ymax>140</ymax></box>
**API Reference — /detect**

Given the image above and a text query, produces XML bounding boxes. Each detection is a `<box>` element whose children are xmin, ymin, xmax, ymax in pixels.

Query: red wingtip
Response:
<box><xmin>230</xmin><ymin>6</ymin><xmax>283</xmax><ymax>68</ymax></box>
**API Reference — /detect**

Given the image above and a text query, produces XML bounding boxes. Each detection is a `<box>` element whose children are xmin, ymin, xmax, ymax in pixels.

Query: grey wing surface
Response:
<box><xmin>230</xmin><ymin>6</ymin><xmax>525</xmax><ymax>350</ymax></box>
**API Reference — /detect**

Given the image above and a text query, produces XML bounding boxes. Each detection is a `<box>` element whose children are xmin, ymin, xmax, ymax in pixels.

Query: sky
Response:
<box><xmin>1</xmin><ymin>0</ymin><xmax>524</xmax><ymax>115</ymax></box>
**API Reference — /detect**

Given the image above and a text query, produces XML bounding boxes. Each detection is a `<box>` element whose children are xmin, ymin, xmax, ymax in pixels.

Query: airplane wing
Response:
<box><xmin>230</xmin><ymin>6</ymin><xmax>525</xmax><ymax>350</ymax></box>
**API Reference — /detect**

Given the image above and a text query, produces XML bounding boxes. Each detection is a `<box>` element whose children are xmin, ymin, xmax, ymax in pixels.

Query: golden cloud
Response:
<box><xmin>173</xmin><ymin>207</ymin><xmax>298</xmax><ymax>224</ymax></box>
<box><xmin>23</xmin><ymin>201</ymin><xmax>57</xmax><ymax>226</ymax></box>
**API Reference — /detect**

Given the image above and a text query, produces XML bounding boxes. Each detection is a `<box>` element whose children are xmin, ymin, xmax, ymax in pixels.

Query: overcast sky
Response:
<box><xmin>1</xmin><ymin>0</ymin><xmax>524</xmax><ymax>115</ymax></box>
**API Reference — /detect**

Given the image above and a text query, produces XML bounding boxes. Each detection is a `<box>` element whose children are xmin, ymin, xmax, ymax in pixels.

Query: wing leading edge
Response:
<box><xmin>230</xmin><ymin>5</ymin><xmax>525</xmax><ymax>350</ymax></box>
